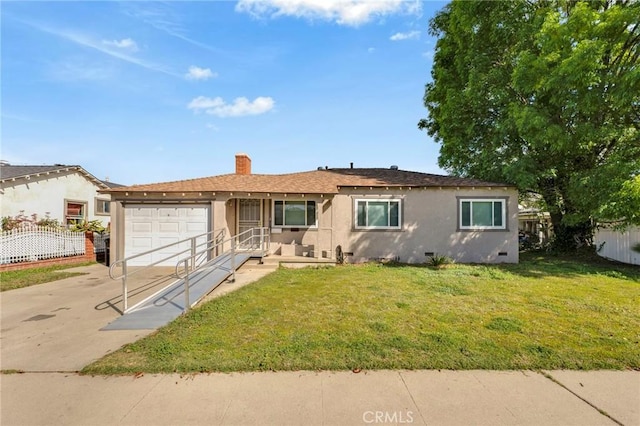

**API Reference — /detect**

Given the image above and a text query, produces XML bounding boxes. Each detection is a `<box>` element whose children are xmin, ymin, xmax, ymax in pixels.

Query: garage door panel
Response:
<box><xmin>186</xmin><ymin>222</ymin><xmax>207</xmax><ymax>232</ymax></box>
<box><xmin>158</xmin><ymin>222</ymin><xmax>180</xmax><ymax>233</ymax></box>
<box><xmin>158</xmin><ymin>237</ymin><xmax>180</xmax><ymax>247</ymax></box>
<box><xmin>132</xmin><ymin>222</ymin><xmax>153</xmax><ymax>233</ymax></box>
<box><xmin>131</xmin><ymin>237</ymin><xmax>153</xmax><ymax>248</ymax></box>
<box><xmin>186</xmin><ymin>208</ymin><xmax>207</xmax><ymax>218</ymax></box>
<box><xmin>130</xmin><ymin>208</ymin><xmax>154</xmax><ymax>218</ymax></box>
<box><xmin>124</xmin><ymin>205</ymin><xmax>209</xmax><ymax>266</ymax></box>
<box><xmin>158</xmin><ymin>208</ymin><xmax>179</xmax><ymax>217</ymax></box>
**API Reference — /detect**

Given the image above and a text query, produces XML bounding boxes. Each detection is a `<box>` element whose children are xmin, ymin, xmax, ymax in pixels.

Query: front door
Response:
<box><xmin>238</xmin><ymin>199</ymin><xmax>262</xmax><ymax>237</ymax></box>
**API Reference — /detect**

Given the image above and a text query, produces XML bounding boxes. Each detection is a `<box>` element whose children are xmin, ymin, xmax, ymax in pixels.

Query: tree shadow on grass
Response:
<box><xmin>503</xmin><ymin>250</ymin><xmax>640</xmax><ymax>281</ymax></box>
<box><xmin>378</xmin><ymin>250</ymin><xmax>640</xmax><ymax>282</ymax></box>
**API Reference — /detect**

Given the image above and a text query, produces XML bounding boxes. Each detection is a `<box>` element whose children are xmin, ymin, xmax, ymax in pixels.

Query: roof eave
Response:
<box><xmin>0</xmin><ymin>166</ymin><xmax>110</xmax><ymax>189</ymax></box>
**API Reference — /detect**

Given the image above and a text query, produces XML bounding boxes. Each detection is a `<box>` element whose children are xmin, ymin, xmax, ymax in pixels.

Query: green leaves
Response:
<box><xmin>421</xmin><ymin>0</ymin><xmax>640</xmax><ymax>247</ymax></box>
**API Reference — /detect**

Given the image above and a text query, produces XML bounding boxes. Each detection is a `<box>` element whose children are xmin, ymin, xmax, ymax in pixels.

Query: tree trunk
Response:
<box><xmin>540</xmin><ymin>180</ymin><xmax>595</xmax><ymax>251</ymax></box>
<box><xmin>548</xmin><ymin>212</ymin><xmax>594</xmax><ymax>251</ymax></box>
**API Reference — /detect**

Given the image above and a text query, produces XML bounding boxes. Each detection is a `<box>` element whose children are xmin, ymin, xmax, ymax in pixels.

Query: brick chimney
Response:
<box><xmin>235</xmin><ymin>153</ymin><xmax>251</xmax><ymax>175</ymax></box>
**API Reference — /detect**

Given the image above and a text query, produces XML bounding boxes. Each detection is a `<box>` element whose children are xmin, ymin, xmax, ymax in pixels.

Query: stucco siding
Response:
<box><xmin>108</xmin><ymin>186</ymin><xmax>518</xmax><ymax>265</ymax></box>
<box><xmin>263</xmin><ymin>197</ymin><xmax>328</xmax><ymax>257</ymax></box>
<box><xmin>0</xmin><ymin>171</ymin><xmax>110</xmax><ymax>225</ymax></box>
<box><xmin>331</xmin><ymin>187</ymin><xmax>518</xmax><ymax>264</ymax></box>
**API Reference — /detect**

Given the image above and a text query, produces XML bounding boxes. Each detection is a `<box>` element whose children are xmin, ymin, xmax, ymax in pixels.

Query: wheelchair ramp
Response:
<box><xmin>102</xmin><ymin>252</ymin><xmax>252</xmax><ymax>330</ymax></box>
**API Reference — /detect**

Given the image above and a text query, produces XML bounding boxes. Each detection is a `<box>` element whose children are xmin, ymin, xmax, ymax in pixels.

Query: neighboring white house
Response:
<box><xmin>0</xmin><ymin>163</ymin><xmax>123</xmax><ymax>228</ymax></box>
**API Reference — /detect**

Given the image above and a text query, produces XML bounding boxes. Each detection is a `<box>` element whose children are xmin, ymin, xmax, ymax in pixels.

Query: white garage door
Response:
<box><xmin>124</xmin><ymin>204</ymin><xmax>209</xmax><ymax>266</ymax></box>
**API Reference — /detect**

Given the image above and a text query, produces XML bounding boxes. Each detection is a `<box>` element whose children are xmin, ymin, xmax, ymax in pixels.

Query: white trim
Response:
<box><xmin>459</xmin><ymin>198</ymin><xmax>506</xmax><ymax>230</ymax></box>
<box><xmin>354</xmin><ymin>198</ymin><xmax>402</xmax><ymax>230</ymax></box>
<box><xmin>271</xmin><ymin>199</ymin><xmax>318</xmax><ymax>228</ymax></box>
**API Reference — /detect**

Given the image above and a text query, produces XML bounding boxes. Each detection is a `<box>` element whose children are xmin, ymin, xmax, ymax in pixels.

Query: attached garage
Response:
<box><xmin>124</xmin><ymin>204</ymin><xmax>210</xmax><ymax>266</ymax></box>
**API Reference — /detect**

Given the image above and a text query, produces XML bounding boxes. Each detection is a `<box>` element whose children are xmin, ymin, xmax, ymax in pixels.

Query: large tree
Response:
<box><xmin>419</xmin><ymin>0</ymin><xmax>640</xmax><ymax>249</ymax></box>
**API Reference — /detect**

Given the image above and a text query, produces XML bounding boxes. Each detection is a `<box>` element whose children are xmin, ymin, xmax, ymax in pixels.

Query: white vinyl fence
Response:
<box><xmin>595</xmin><ymin>226</ymin><xmax>640</xmax><ymax>266</ymax></box>
<box><xmin>0</xmin><ymin>226</ymin><xmax>86</xmax><ymax>265</ymax></box>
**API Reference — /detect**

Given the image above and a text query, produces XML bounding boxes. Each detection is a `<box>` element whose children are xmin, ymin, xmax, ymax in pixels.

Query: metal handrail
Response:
<box><xmin>176</xmin><ymin>227</ymin><xmax>270</xmax><ymax>312</ymax></box>
<box><xmin>109</xmin><ymin>229</ymin><xmax>225</xmax><ymax>313</ymax></box>
<box><xmin>174</xmin><ymin>232</ymin><xmax>227</xmax><ymax>279</ymax></box>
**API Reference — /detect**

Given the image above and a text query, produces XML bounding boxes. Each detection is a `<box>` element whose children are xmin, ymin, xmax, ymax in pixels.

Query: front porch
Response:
<box><xmin>225</xmin><ymin>196</ymin><xmax>335</xmax><ymax>262</ymax></box>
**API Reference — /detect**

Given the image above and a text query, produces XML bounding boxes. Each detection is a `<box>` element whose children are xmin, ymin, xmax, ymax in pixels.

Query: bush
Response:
<box><xmin>1</xmin><ymin>212</ymin><xmax>62</xmax><ymax>231</ymax></box>
<box><xmin>70</xmin><ymin>220</ymin><xmax>106</xmax><ymax>234</ymax></box>
<box><xmin>426</xmin><ymin>253</ymin><xmax>454</xmax><ymax>268</ymax></box>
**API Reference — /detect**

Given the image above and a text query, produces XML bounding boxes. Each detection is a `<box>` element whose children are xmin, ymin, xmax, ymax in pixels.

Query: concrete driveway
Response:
<box><xmin>0</xmin><ymin>261</ymin><xmax>276</xmax><ymax>372</ymax></box>
<box><xmin>0</xmin><ymin>264</ymin><xmax>167</xmax><ymax>372</ymax></box>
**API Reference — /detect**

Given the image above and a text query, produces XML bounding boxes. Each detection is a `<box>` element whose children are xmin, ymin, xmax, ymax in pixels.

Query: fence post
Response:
<box><xmin>84</xmin><ymin>231</ymin><xmax>95</xmax><ymax>260</ymax></box>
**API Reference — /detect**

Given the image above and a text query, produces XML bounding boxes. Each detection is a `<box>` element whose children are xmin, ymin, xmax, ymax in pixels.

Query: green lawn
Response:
<box><xmin>83</xmin><ymin>253</ymin><xmax>640</xmax><ymax>374</ymax></box>
<box><xmin>0</xmin><ymin>262</ymin><xmax>94</xmax><ymax>291</ymax></box>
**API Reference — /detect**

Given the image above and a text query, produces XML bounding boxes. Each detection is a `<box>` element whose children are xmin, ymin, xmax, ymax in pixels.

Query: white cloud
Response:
<box><xmin>188</xmin><ymin>96</ymin><xmax>275</xmax><ymax>117</ymax></box>
<box><xmin>368</xmin><ymin>47</ymin><xmax>375</xmax><ymax>53</ymax></box>
<box><xmin>235</xmin><ymin>0</ymin><xmax>421</xmax><ymax>27</ymax></box>
<box><xmin>102</xmin><ymin>38</ymin><xmax>138</xmax><ymax>51</ymax></box>
<box><xmin>20</xmin><ymin>19</ymin><xmax>179</xmax><ymax>77</ymax></box>
<box><xmin>123</xmin><ymin>3</ymin><xmax>227</xmax><ymax>56</ymax></box>
<box><xmin>185</xmin><ymin>66</ymin><xmax>217</xmax><ymax>81</ymax></box>
<box><xmin>390</xmin><ymin>30</ymin><xmax>420</xmax><ymax>41</ymax></box>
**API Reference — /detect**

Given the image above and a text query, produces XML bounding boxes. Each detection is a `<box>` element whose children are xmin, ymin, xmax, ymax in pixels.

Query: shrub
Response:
<box><xmin>1</xmin><ymin>212</ymin><xmax>62</xmax><ymax>231</ymax></box>
<box><xmin>70</xmin><ymin>220</ymin><xmax>106</xmax><ymax>234</ymax></box>
<box><xmin>426</xmin><ymin>253</ymin><xmax>454</xmax><ymax>268</ymax></box>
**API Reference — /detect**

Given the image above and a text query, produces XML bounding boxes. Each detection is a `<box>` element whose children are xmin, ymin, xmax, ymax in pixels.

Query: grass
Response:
<box><xmin>83</xmin><ymin>252</ymin><xmax>640</xmax><ymax>374</ymax></box>
<box><xmin>0</xmin><ymin>262</ymin><xmax>94</xmax><ymax>291</ymax></box>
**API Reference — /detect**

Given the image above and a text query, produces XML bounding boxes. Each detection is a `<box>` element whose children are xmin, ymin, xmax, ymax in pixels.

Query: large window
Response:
<box><xmin>65</xmin><ymin>200</ymin><xmax>87</xmax><ymax>226</ymax></box>
<box><xmin>459</xmin><ymin>199</ymin><xmax>506</xmax><ymax>230</ymax></box>
<box><xmin>355</xmin><ymin>199</ymin><xmax>401</xmax><ymax>230</ymax></box>
<box><xmin>273</xmin><ymin>200</ymin><xmax>316</xmax><ymax>227</ymax></box>
<box><xmin>95</xmin><ymin>198</ymin><xmax>110</xmax><ymax>215</ymax></box>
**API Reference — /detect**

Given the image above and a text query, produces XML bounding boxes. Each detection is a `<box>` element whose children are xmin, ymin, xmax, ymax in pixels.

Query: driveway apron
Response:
<box><xmin>0</xmin><ymin>264</ymin><xmax>158</xmax><ymax>372</ymax></box>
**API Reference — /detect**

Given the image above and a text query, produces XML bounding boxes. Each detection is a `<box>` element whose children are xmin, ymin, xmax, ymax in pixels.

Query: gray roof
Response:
<box><xmin>101</xmin><ymin>180</ymin><xmax>126</xmax><ymax>188</ymax></box>
<box><xmin>0</xmin><ymin>164</ymin><xmax>124</xmax><ymax>188</ymax></box>
<box><xmin>0</xmin><ymin>165</ymin><xmax>72</xmax><ymax>180</ymax></box>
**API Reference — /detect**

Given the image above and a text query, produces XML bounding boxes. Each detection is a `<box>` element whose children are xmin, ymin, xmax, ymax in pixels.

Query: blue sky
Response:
<box><xmin>2</xmin><ymin>0</ymin><xmax>447</xmax><ymax>185</ymax></box>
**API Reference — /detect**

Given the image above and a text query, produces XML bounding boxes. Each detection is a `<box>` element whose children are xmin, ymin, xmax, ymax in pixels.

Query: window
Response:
<box><xmin>95</xmin><ymin>198</ymin><xmax>110</xmax><ymax>215</ymax></box>
<box><xmin>355</xmin><ymin>199</ymin><xmax>401</xmax><ymax>229</ymax></box>
<box><xmin>459</xmin><ymin>199</ymin><xmax>506</xmax><ymax>230</ymax></box>
<box><xmin>273</xmin><ymin>200</ymin><xmax>316</xmax><ymax>227</ymax></box>
<box><xmin>65</xmin><ymin>200</ymin><xmax>87</xmax><ymax>226</ymax></box>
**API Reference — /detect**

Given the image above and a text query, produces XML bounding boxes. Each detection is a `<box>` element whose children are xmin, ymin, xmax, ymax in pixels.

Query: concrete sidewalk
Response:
<box><xmin>1</xmin><ymin>370</ymin><xmax>638</xmax><ymax>425</ymax></box>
